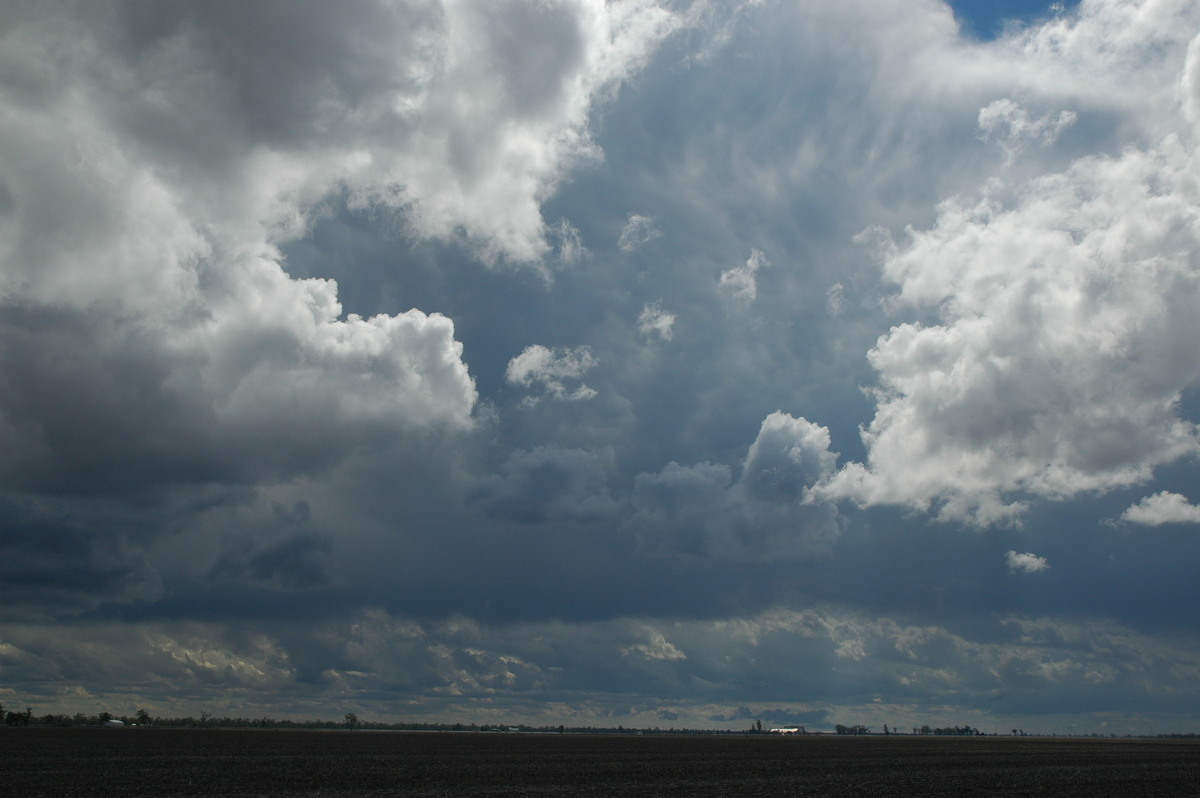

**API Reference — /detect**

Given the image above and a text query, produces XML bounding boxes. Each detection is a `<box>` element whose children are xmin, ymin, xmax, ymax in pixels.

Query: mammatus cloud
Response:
<box><xmin>637</xmin><ymin>301</ymin><xmax>676</xmax><ymax>341</ymax></box>
<box><xmin>1006</xmin><ymin>551</ymin><xmax>1051</xmax><ymax>574</ymax></box>
<box><xmin>618</xmin><ymin>214</ymin><xmax>662</xmax><ymax>252</ymax></box>
<box><xmin>719</xmin><ymin>249</ymin><xmax>769</xmax><ymax>304</ymax></box>
<box><xmin>1120</xmin><ymin>491</ymin><xmax>1200</xmax><ymax>526</ymax></box>
<box><xmin>506</xmin><ymin>345</ymin><xmax>598</xmax><ymax>405</ymax></box>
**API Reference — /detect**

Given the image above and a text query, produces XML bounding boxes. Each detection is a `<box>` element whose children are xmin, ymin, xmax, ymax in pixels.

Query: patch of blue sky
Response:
<box><xmin>948</xmin><ymin>0</ymin><xmax>1080</xmax><ymax>39</ymax></box>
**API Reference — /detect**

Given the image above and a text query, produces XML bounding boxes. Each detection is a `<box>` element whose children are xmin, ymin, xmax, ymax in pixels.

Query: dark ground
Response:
<box><xmin>3</xmin><ymin>728</ymin><xmax>1198</xmax><ymax>796</ymax></box>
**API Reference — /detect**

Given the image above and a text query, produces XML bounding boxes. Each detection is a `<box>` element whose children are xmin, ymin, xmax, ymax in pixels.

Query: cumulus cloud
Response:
<box><xmin>825</xmin><ymin>6</ymin><xmax>1200</xmax><ymax>523</ymax></box>
<box><xmin>719</xmin><ymin>248</ymin><xmax>769</xmax><ymax>303</ymax></box>
<box><xmin>1006</xmin><ymin>550</ymin><xmax>1051</xmax><ymax>574</ymax></box>
<box><xmin>505</xmin><ymin>344</ymin><xmax>598</xmax><ymax>405</ymax></box>
<box><xmin>0</xmin><ymin>0</ymin><xmax>688</xmax><ymax>493</ymax></box>
<box><xmin>618</xmin><ymin>214</ymin><xmax>662</xmax><ymax>252</ymax></box>
<box><xmin>637</xmin><ymin>301</ymin><xmax>676</xmax><ymax>341</ymax></box>
<box><xmin>624</xmin><ymin>412</ymin><xmax>842</xmax><ymax>561</ymax></box>
<box><xmin>1120</xmin><ymin>491</ymin><xmax>1200</xmax><ymax>526</ymax></box>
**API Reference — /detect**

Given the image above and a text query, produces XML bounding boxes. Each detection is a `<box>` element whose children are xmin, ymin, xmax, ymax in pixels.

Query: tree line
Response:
<box><xmin>834</xmin><ymin>723</ymin><xmax>984</xmax><ymax>735</ymax></box>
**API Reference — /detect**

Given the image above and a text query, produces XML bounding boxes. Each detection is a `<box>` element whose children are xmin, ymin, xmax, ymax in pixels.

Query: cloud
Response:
<box><xmin>471</xmin><ymin>446</ymin><xmax>619</xmax><ymax>524</ymax></box>
<box><xmin>8</xmin><ymin>607</ymin><xmax>1198</xmax><ymax>730</ymax></box>
<box><xmin>623</xmin><ymin>630</ymin><xmax>687</xmax><ymax>661</ymax></box>
<box><xmin>1006</xmin><ymin>551</ymin><xmax>1051</xmax><ymax>574</ymax></box>
<box><xmin>4</xmin><ymin>0</ymin><xmax>1200</xmax><ymax>735</ymax></box>
<box><xmin>0</xmin><ymin>499</ymin><xmax>163</xmax><ymax>621</ymax></box>
<box><xmin>207</xmin><ymin>502</ymin><xmax>333</xmax><ymax>590</ymax></box>
<box><xmin>825</xmin><ymin>12</ymin><xmax>1200</xmax><ymax>523</ymax></box>
<box><xmin>719</xmin><ymin>248</ymin><xmax>769</xmax><ymax>303</ymax></box>
<box><xmin>617</xmin><ymin>214</ymin><xmax>661</xmax><ymax>252</ymax></box>
<box><xmin>548</xmin><ymin>218</ymin><xmax>589</xmax><ymax>268</ymax></box>
<box><xmin>1120</xmin><ymin>491</ymin><xmax>1200</xmax><ymax>526</ymax></box>
<box><xmin>826</xmin><ymin>283</ymin><xmax>847</xmax><ymax>316</ymax></box>
<box><xmin>505</xmin><ymin>344</ymin><xmax>598</xmax><ymax>404</ymax></box>
<box><xmin>637</xmin><ymin>301</ymin><xmax>675</xmax><ymax>341</ymax></box>
<box><xmin>977</xmin><ymin>98</ymin><xmax>1076</xmax><ymax>163</ymax></box>
<box><xmin>624</xmin><ymin>412</ymin><xmax>842</xmax><ymax>562</ymax></box>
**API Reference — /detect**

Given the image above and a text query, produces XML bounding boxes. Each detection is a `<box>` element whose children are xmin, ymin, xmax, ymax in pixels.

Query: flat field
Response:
<box><xmin>3</xmin><ymin>728</ymin><xmax>1197</xmax><ymax>796</ymax></box>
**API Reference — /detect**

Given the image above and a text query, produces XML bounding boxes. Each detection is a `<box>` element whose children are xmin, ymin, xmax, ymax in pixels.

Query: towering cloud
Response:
<box><xmin>824</xmin><ymin>6</ymin><xmax>1200</xmax><ymax>524</ymax></box>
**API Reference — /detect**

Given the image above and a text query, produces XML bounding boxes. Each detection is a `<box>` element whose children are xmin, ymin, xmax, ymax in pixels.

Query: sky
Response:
<box><xmin>1</xmin><ymin>0</ymin><xmax>1198</xmax><ymax>735</ymax></box>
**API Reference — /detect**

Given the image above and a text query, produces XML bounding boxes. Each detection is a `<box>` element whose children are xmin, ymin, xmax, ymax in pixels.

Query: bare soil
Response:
<box><xmin>3</xmin><ymin>728</ymin><xmax>1198</xmax><ymax>796</ymax></box>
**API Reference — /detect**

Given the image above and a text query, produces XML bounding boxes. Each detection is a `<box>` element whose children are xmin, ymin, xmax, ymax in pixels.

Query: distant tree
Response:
<box><xmin>835</xmin><ymin>724</ymin><xmax>870</xmax><ymax>735</ymax></box>
<box><xmin>344</xmin><ymin>712</ymin><xmax>358</xmax><ymax>730</ymax></box>
<box><xmin>98</xmin><ymin>712</ymin><xmax>113</xmax><ymax>725</ymax></box>
<box><xmin>883</xmin><ymin>723</ymin><xmax>889</xmax><ymax>735</ymax></box>
<box><xmin>135</xmin><ymin>709</ymin><xmax>152</xmax><ymax>725</ymax></box>
<box><xmin>755</xmin><ymin>719</ymin><xmax>763</xmax><ymax>733</ymax></box>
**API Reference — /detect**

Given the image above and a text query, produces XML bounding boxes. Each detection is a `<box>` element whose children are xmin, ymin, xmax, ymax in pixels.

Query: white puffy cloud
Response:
<box><xmin>618</xmin><ymin>214</ymin><xmax>662</xmax><ymax>252</ymax></box>
<box><xmin>829</xmin><ymin>134</ymin><xmax>1200</xmax><ymax>522</ymax></box>
<box><xmin>1006</xmin><ymin>550</ymin><xmax>1051</xmax><ymax>574</ymax></box>
<box><xmin>0</xmin><ymin>0</ymin><xmax>687</xmax><ymax>495</ymax></box>
<box><xmin>824</xmin><ymin>6</ymin><xmax>1200</xmax><ymax>524</ymax></box>
<box><xmin>719</xmin><ymin>248</ymin><xmax>769</xmax><ymax>303</ymax></box>
<box><xmin>1120</xmin><ymin>491</ymin><xmax>1200</xmax><ymax>526</ymax></box>
<box><xmin>505</xmin><ymin>344</ymin><xmax>598</xmax><ymax>404</ymax></box>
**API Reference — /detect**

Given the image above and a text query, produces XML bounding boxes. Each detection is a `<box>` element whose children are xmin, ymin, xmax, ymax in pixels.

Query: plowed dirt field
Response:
<box><xmin>4</xmin><ymin>728</ymin><xmax>1197</xmax><ymax>796</ymax></box>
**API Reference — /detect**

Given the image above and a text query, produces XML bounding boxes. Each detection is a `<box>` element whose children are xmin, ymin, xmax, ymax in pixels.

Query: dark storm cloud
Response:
<box><xmin>0</xmin><ymin>498</ymin><xmax>161</xmax><ymax>620</ymax></box>
<box><xmin>471</xmin><ymin>446</ymin><xmax>619</xmax><ymax>524</ymax></box>
<box><xmin>208</xmin><ymin>502</ymin><xmax>334</xmax><ymax>590</ymax></box>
